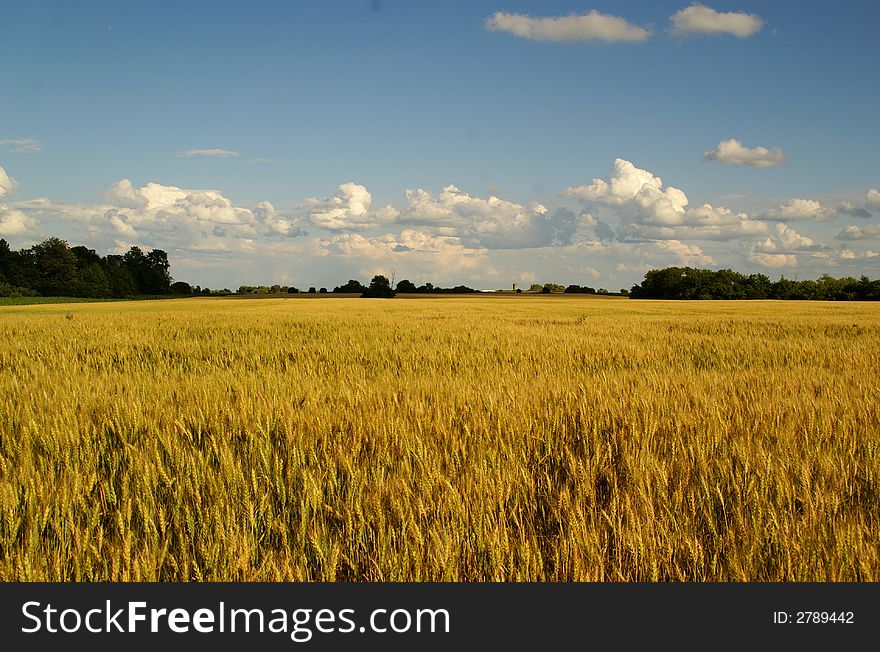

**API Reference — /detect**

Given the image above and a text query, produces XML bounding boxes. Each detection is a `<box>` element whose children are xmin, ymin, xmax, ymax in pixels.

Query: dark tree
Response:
<box><xmin>31</xmin><ymin>237</ymin><xmax>79</xmax><ymax>295</ymax></box>
<box><xmin>362</xmin><ymin>274</ymin><xmax>395</xmax><ymax>298</ymax></box>
<box><xmin>564</xmin><ymin>284</ymin><xmax>596</xmax><ymax>294</ymax></box>
<box><xmin>171</xmin><ymin>281</ymin><xmax>194</xmax><ymax>295</ymax></box>
<box><xmin>333</xmin><ymin>279</ymin><xmax>367</xmax><ymax>293</ymax></box>
<box><xmin>629</xmin><ymin>267</ymin><xmax>880</xmax><ymax>301</ymax></box>
<box><xmin>123</xmin><ymin>246</ymin><xmax>172</xmax><ymax>294</ymax></box>
<box><xmin>75</xmin><ymin>263</ymin><xmax>111</xmax><ymax>297</ymax></box>
<box><xmin>103</xmin><ymin>255</ymin><xmax>138</xmax><ymax>297</ymax></box>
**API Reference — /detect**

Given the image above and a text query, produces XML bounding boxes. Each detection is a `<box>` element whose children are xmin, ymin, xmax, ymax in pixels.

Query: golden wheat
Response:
<box><xmin>1</xmin><ymin>296</ymin><xmax>878</xmax><ymax>580</ymax></box>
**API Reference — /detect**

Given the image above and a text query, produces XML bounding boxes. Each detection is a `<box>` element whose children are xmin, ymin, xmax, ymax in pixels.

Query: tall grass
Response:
<box><xmin>1</xmin><ymin>297</ymin><xmax>878</xmax><ymax>580</ymax></box>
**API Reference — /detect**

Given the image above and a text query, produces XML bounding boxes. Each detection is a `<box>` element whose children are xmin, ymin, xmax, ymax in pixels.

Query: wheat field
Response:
<box><xmin>1</xmin><ymin>296</ymin><xmax>878</xmax><ymax>581</ymax></box>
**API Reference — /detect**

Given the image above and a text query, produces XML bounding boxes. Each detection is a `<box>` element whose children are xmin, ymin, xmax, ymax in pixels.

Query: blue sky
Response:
<box><xmin>1</xmin><ymin>1</ymin><xmax>879</xmax><ymax>289</ymax></box>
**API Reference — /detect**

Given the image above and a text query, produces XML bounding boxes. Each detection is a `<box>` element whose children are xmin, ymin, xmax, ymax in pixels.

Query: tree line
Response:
<box><xmin>338</xmin><ymin>278</ymin><xmax>479</xmax><ymax>295</ymax></box>
<box><xmin>6</xmin><ymin>237</ymin><xmax>879</xmax><ymax>302</ymax></box>
<box><xmin>238</xmin><ymin>277</ymin><xmax>481</xmax><ymax>296</ymax></box>
<box><xmin>629</xmin><ymin>267</ymin><xmax>880</xmax><ymax>300</ymax></box>
<box><xmin>0</xmin><ymin>237</ymin><xmax>191</xmax><ymax>298</ymax></box>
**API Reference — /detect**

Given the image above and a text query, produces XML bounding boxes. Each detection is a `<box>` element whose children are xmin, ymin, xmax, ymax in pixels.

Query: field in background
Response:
<box><xmin>1</xmin><ymin>296</ymin><xmax>878</xmax><ymax>580</ymax></box>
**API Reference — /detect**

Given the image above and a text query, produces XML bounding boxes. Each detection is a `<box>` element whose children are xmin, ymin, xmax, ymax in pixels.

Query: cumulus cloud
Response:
<box><xmin>304</xmin><ymin>182</ymin><xmax>398</xmax><ymax>231</ymax></box>
<box><xmin>565</xmin><ymin>158</ymin><xmax>689</xmax><ymax>224</ymax></box>
<box><xmin>669</xmin><ymin>4</ymin><xmax>763</xmax><ymax>38</ymax></box>
<box><xmin>747</xmin><ymin>252</ymin><xmax>798</xmax><ymax>268</ymax></box>
<box><xmin>771</xmin><ymin>223</ymin><xmax>816</xmax><ymax>251</ymax></box>
<box><xmin>9</xmin><ymin>179</ymin><xmax>303</xmax><ymax>255</ymax></box>
<box><xmin>753</xmin><ymin>223</ymin><xmax>818</xmax><ymax>253</ymax></box>
<box><xmin>175</xmin><ymin>149</ymin><xmax>240</xmax><ymax>158</ymax></box>
<box><xmin>319</xmin><ymin>229</ymin><xmax>489</xmax><ymax>280</ymax></box>
<box><xmin>867</xmin><ymin>189</ymin><xmax>880</xmax><ymax>213</ymax></box>
<box><xmin>11</xmin><ymin>197</ymin><xmax>106</xmax><ymax>223</ymax></box>
<box><xmin>484</xmin><ymin>10</ymin><xmax>651</xmax><ymax>43</ymax></box>
<box><xmin>654</xmin><ymin>240</ymin><xmax>715</xmax><ymax>265</ymax></box>
<box><xmin>4</xmin><ymin>158</ymin><xmax>870</xmax><ymax>288</ymax></box>
<box><xmin>0</xmin><ymin>166</ymin><xmax>19</xmax><ymax>197</ymax></box>
<box><xmin>704</xmin><ymin>139</ymin><xmax>785</xmax><ymax>168</ymax></box>
<box><xmin>0</xmin><ymin>203</ymin><xmax>37</xmax><ymax>236</ymax></box>
<box><xmin>839</xmin><ymin>248</ymin><xmax>879</xmax><ymax>260</ymax></box>
<box><xmin>565</xmin><ymin>158</ymin><xmax>766</xmax><ymax>241</ymax></box>
<box><xmin>399</xmin><ymin>185</ymin><xmax>573</xmax><ymax>248</ymax></box>
<box><xmin>763</xmin><ymin>198</ymin><xmax>836</xmax><ymax>222</ymax></box>
<box><xmin>105</xmin><ymin>182</ymin><xmax>257</xmax><ymax>230</ymax></box>
<box><xmin>253</xmin><ymin>201</ymin><xmax>305</xmax><ymax>237</ymax></box>
<box><xmin>838</xmin><ymin>224</ymin><xmax>880</xmax><ymax>240</ymax></box>
<box><xmin>0</xmin><ymin>137</ymin><xmax>41</xmax><ymax>154</ymax></box>
<box><xmin>101</xmin><ymin>179</ymin><xmax>149</xmax><ymax>209</ymax></box>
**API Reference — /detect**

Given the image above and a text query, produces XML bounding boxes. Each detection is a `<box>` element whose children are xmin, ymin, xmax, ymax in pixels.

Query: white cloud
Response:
<box><xmin>104</xmin><ymin>182</ymin><xmax>257</xmax><ymax>230</ymax></box>
<box><xmin>0</xmin><ymin>203</ymin><xmax>37</xmax><ymax>236</ymax></box>
<box><xmin>747</xmin><ymin>253</ymin><xmax>798</xmax><ymax>268</ymax></box>
<box><xmin>838</xmin><ymin>224</ymin><xmax>880</xmax><ymax>240</ymax></box>
<box><xmin>565</xmin><ymin>158</ymin><xmax>766</xmax><ymax>241</ymax></box>
<box><xmin>484</xmin><ymin>10</ymin><xmax>651</xmax><ymax>43</ymax></box>
<box><xmin>654</xmin><ymin>240</ymin><xmax>715</xmax><ymax>265</ymax></box>
<box><xmin>772</xmin><ymin>223</ymin><xmax>816</xmax><ymax>251</ymax></box>
<box><xmin>305</xmin><ymin>182</ymin><xmax>398</xmax><ymax>231</ymax></box>
<box><xmin>565</xmin><ymin>158</ymin><xmax>689</xmax><ymax>225</ymax></box>
<box><xmin>754</xmin><ymin>223</ymin><xmax>817</xmax><ymax>252</ymax></box>
<box><xmin>704</xmin><ymin>139</ymin><xmax>785</xmax><ymax>168</ymax></box>
<box><xmin>175</xmin><ymin>149</ymin><xmax>240</xmax><ymax>158</ymax></box>
<box><xmin>0</xmin><ymin>137</ymin><xmax>41</xmax><ymax>154</ymax></box>
<box><xmin>567</xmin><ymin>159</ymin><xmax>673</xmax><ymax>207</ymax></box>
<box><xmin>11</xmin><ymin>180</ymin><xmax>292</xmax><ymax>254</ymax></box>
<box><xmin>101</xmin><ymin>179</ymin><xmax>149</xmax><ymax>209</ymax></box>
<box><xmin>669</xmin><ymin>4</ymin><xmax>763</xmax><ymax>38</ymax></box>
<box><xmin>107</xmin><ymin>211</ymin><xmax>137</xmax><ymax>238</ymax></box>
<box><xmin>254</xmin><ymin>201</ymin><xmax>305</xmax><ymax>237</ymax></box>
<box><xmin>399</xmin><ymin>185</ymin><xmax>566</xmax><ymax>248</ymax></box>
<box><xmin>0</xmin><ymin>166</ymin><xmax>19</xmax><ymax>197</ymax></box>
<box><xmin>318</xmin><ymin>229</ymin><xmax>489</xmax><ymax>281</ymax></box>
<box><xmin>11</xmin><ymin>197</ymin><xmax>105</xmax><ymax>223</ymax></box>
<box><xmin>839</xmin><ymin>248</ymin><xmax>879</xmax><ymax>260</ymax></box>
<box><xmin>867</xmin><ymin>189</ymin><xmax>880</xmax><ymax>213</ymax></box>
<box><xmin>3</xmin><ymin>159</ymin><xmax>871</xmax><ymax>289</ymax></box>
<box><xmin>764</xmin><ymin>198</ymin><xmax>836</xmax><ymax>222</ymax></box>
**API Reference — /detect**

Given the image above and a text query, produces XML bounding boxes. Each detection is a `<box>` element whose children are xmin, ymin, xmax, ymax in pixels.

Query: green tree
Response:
<box><xmin>31</xmin><ymin>237</ymin><xmax>78</xmax><ymax>295</ymax></box>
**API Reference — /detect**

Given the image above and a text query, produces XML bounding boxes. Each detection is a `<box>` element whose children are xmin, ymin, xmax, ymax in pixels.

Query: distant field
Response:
<box><xmin>0</xmin><ymin>296</ymin><xmax>120</xmax><ymax>306</ymax></box>
<box><xmin>0</xmin><ymin>295</ymin><xmax>187</xmax><ymax>307</ymax></box>
<box><xmin>0</xmin><ymin>292</ymin><xmax>618</xmax><ymax>306</ymax></box>
<box><xmin>1</xmin><ymin>297</ymin><xmax>878</xmax><ymax>580</ymax></box>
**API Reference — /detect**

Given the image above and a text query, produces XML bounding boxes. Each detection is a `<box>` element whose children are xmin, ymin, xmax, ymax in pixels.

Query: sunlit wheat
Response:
<box><xmin>1</xmin><ymin>296</ymin><xmax>878</xmax><ymax>580</ymax></box>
